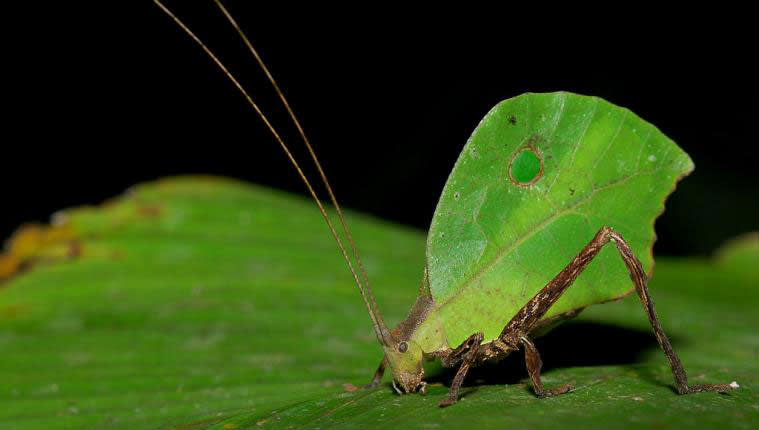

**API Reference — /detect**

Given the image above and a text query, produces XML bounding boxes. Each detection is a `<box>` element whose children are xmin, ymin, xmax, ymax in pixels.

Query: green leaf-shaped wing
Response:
<box><xmin>426</xmin><ymin>92</ymin><xmax>694</xmax><ymax>346</ymax></box>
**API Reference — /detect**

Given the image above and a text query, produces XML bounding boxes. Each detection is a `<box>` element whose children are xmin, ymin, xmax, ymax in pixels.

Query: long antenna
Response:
<box><xmin>211</xmin><ymin>0</ymin><xmax>379</xmax><ymax>332</ymax></box>
<box><xmin>153</xmin><ymin>0</ymin><xmax>391</xmax><ymax>345</ymax></box>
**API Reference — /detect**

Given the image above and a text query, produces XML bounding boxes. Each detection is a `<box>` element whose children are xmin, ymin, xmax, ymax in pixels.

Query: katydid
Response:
<box><xmin>155</xmin><ymin>0</ymin><xmax>738</xmax><ymax>408</ymax></box>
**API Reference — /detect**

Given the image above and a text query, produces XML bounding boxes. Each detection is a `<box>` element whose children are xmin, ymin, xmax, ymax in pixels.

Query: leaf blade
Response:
<box><xmin>0</xmin><ymin>177</ymin><xmax>755</xmax><ymax>430</ymax></box>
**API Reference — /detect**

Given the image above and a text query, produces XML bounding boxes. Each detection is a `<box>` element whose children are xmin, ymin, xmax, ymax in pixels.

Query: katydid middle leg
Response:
<box><xmin>521</xmin><ymin>335</ymin><xmax>573</xmax><ymax>397</ymax></box>
<box><xmin>439</xmin><ymin>332</ymin><xmax>484</xmax><ymax>407</ymax></box>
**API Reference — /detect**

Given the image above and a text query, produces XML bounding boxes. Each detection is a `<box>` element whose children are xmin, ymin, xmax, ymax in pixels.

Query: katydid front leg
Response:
<box><xmin>364</xmin><ymin>358</ymin><xmax>386</xmax><ymax>389</ymax></box>
<box><xmin>500</xmin><ymin>226</ymin><xmax>736</xmax><ymax>397</ymax></box>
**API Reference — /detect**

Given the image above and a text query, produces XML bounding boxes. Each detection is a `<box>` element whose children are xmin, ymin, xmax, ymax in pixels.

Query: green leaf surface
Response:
<box><xmin>1</xmin><ymin>177</ymin><xmax>757</xmax><ymax>430</ymax></box>
<box><xmin>426</xmin><ymin>92</ymin><xmax>694</xmax><ymax>346</ymax></box>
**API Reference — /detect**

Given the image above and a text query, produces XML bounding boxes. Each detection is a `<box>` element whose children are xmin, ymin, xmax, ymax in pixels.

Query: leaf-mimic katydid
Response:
<box><xmin>155</xmin><ymin>0</ymin><xmax>738</xmax><ymax>408</ymax></box>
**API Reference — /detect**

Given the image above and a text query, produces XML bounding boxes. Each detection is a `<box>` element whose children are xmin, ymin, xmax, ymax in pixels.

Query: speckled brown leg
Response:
<box><xmin>500</xmin><ymin>226</ymin><xmax>737</xmax><ymax>396</ymax></box>
<box><xmin>439</xmin><ymin>332</ymin><xmax>484</xmax><ymax>407</ymax></box>
<box><xmin>364</xmin><ymin>358</ymin><xmax>386</xmax><ymax>389</ymax></box>
<box><xmin>521</xmin><ymin>336</ymin><xmax>572</xmax><ymax>397</ymax></box>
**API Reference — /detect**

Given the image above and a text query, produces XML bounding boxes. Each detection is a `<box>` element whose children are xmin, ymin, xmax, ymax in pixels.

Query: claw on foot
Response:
<box><xmin>682</xmin><ymin>382</ymin><xmax>739</xmax><ymax>394</ymax></box>
<box><xmin>537</xmin><ymin>383</ymin><xmax>573</xmax><ymax>398</ymax></box>
<box><xmin>439</xmin><ymin>397</ymin><xmax>457</xmax><ymax>408</ymax></box>
<box><xmin>343</xmin><ymin>383</ymin><xmax>361</xmax><ymax>392</ymax></box>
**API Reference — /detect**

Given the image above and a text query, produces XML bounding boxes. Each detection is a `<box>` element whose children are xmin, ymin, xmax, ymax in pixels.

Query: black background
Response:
<box><xmin>4</xmin><ymin>3</ymin><xmax>757</xmax><ymax>256</ymax></box>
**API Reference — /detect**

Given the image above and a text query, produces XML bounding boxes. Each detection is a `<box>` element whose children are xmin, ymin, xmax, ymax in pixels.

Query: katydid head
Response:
<box><xmin>359</xmin><ymin>278</ymin><xmax>426</xmax><ymax>394</ymax></box>
<box><xmin>383</xmin><ymin>339</ymin><xmax>426</xmax><ymax>394</ymax></box>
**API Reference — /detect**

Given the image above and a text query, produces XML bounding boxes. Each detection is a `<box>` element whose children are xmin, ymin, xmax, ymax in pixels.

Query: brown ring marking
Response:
<box><xmin>507</xmin><ymin>144</ymin><xmax>544</xmax><ymax>188</ymax></box>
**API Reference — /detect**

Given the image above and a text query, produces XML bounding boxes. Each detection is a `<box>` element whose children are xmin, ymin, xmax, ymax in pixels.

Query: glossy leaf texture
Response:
<box><xmin>426</xmin><ymin>92</ymin><xmax>694</xmax><ymax>346</ymax></box>
<box><xmin>1</xmin><ymin>178</ymin><xmax>757</xmax><ymax>430</ymax></box>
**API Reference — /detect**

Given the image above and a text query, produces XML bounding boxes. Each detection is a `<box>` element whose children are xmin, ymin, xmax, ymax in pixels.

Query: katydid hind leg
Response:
<box><xmin>439</xmin><ymin>332</ymin><xmax>484</xmax><ymax>408</ymax></box>
<box><xmin>500</xmin><ymin>226</ymin><xmax>737</xmax><ymax>397</ymax></box>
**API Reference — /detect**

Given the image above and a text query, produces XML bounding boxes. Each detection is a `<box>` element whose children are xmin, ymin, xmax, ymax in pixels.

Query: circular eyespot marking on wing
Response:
<box><xmin>508</xmin><ymin>147</ymin><xmax>543</xmax><ymax>187</ymax></box>
<box><xmin>398</xmin><ymin>341</ymin><xmax>408</xmax><ymax>353</ymax></box>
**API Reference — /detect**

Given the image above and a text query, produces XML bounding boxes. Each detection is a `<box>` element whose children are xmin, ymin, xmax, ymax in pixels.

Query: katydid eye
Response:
<box><xmin>398</xmin><ymin>341</ymin><xmax>408</xmax><ymax>353</ymax></box>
